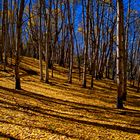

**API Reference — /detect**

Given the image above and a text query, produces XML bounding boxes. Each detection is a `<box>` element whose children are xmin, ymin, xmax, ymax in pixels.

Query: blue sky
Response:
<box><xmin>124</xmin><ymin>0</ymin><xmax>140</xmax><ymax>11</ymax></box>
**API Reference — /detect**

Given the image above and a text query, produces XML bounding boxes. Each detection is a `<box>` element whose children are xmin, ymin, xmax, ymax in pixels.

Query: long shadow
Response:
<box><xmin>0</xmin><ymin>64</ymin><xmax>38</xmax><ymax>79</ymax></box>
<box><xmin>52</xmin><ymin>77</ymin><xmax>116</xmax><ymax>95</ymax></box>
<box><xmin>20</xmin><ymin>67</ymin><xmax>38</xmax><ymax>76</ymax></box>
<box><xmin>0</xmin><ymin>132</ymin><xmax>17</xmax><ymax>140</ymax></box>
<box><xmin>93</xmin><ymin>82</ymin><xmax>116</xmax><ymax>92</ymax></box>
<box><xmin>21</xmin><ymin>59</ymin><xmax>39</xmax><ymax>69</ymax></box>
<box><xmin>127</xmin><ymin>100</ymin><xmax>140</xmax><ymax>108</ymax></box>
<box><xmin>0</xmin><ymin>86</ymin><xmax>140</xmax><ymax>136</ymax></box>
<box><xmin>1</xmin><ymin>85</ymin><xmax>140</xmax><ymax>117</ymax></box>
<box><xmin>0</xmin><ymin>100</ymin><xmax>131</xmax><ymax>129</ymax></box>
<box><xmin>1</xmin><ymin>86</ymin><xmax>140</xmax><ymax>120</ymax></box>
<box><xmin>1</xmin><ymin>99</ymin><xmax>140</xmax><ymax>135</ymax></box>
<box><xmin>44</xmin><ymin>78</ymin><xmax>114</xmax><ymax>97</ymax></box>
<box><xmin>0</xmin><ymin>85</ymin><xmax>113</xmax><ymax>121</ymax></box>
<box><xmin>53</xmin><ymin>66</ymin><xmax>68</xmax><ymax>74</ymax></box>
<box><xmin>29</xmin><ymin>81</ymin><xmax>99</xmax><ymax>102</ymax></box>
<box><xmin>0</xmin><ymin>99</ymin><xmax>91</xmax><ymax>120</ymax></box>
<box><xmin>0</xmin><ymin>120</ymin><xmax>83</xmax><ymax>140</ymax></box>
<box><xmin>45</xmin><ymin>80</ymin><xmax>117</xmax><ymax>105</ymax></box>
<box><xmin>0</xmin><ymin>85</ymin><xmax>114</xmax><ymax>112</ymax></box>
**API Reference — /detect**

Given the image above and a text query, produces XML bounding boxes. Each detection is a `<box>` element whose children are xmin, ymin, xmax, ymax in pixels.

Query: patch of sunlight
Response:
<box><xmin>0</xmin><ymin>56</ymin><xmax>140</xmax><ymax>140</ymax></box>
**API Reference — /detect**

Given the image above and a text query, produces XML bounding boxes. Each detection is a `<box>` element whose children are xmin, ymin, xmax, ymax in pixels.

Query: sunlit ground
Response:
<box><xmin>0</xmin><ymin>57</ymin><xmax>140</xmax><ymax>140</ymax></box>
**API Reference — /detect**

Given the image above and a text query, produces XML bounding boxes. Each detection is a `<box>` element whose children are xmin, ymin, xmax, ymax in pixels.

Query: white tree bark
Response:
<box><xmin>116</xmin><ymin>0</ymin><xmax>125</xmax><ymax>109</ymax></box>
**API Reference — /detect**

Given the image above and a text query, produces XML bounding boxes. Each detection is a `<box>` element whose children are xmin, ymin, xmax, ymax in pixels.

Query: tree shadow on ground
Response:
<box><xmin>0</xmin><ymin>132</ymin><xmax>17</xmax><ymax>140</ymax></box>
<box><xmin>0</xmin><ymin>85</ymin><xmax>140</xmax><ymax>139</ymax></box>
<box><xmin>34</xmin><ymin>78</ymin><xmax>117</xmax><ymax>105</ymax></box>
<box><xmin>0</xmin><ymin>120</ymin><xmax>81</xmax><ymax>139</ymax></box>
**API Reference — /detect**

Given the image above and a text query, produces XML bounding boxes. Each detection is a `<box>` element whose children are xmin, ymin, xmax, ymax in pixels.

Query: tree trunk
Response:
<box><xmin>39</xmin><ymin>0</ymin><xmax>43</xmax><ymax>81</ymax></box>
<box><xmin>82</xmin><ymin>0</ymin><xmax>89</xmax><ymax>87</ymax></box>
<box><xmin>122</xmin><ymin>0</ymin><xmax>131</xmax><ymax>101</ymax></box>
<box><xmin>67</xmin><ymin>0</ymin><xmax>74</xmax><ymax>84</ymax></box>
<box><xmin>2</xmin><ymin>0</ymin><xmax>8</xmax><ymax>71</ymax></box>
<box><xmin>116</xmin><ymin>0</ymin><xmax>125</xmax><ymax>109</ymax></box>
<box><xmin>15</xmin><ymin>0</ymin><xmax>25</xmax><ymax>90</ymax></box>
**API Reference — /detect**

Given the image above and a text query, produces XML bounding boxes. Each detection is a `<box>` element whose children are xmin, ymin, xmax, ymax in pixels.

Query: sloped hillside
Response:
<box><xmin>0</xmin><ymin>57</ymin><xmax>140</xmax><ymax>140</ymax></box>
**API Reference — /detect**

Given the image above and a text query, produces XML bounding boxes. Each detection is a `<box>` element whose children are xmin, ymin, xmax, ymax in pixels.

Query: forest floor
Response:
<box><xmin>0</xmin><ymin>57</ymin><xmax>140</xmax><ymax>140</ymax></box>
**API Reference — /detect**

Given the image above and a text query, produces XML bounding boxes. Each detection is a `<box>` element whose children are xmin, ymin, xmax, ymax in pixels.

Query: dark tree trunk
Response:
<box><xmin>15</xmin><ymin>0</ymin><xmax>25</xmax><ymax>90</ymax></box>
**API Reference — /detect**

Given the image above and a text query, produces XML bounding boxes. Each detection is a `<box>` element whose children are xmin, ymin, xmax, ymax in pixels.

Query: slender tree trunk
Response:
<box><xmin>123</xmin><ymin>0</ymin><xmax>131</xmax><ymax>101</ymax></box>
<box><xmin>90</xmin><ymin>14</ymin><xmax>95</xmax><ymax>88</ymax></box>
<box><xmin>0</xmin><ymin>1</ymin><xmax>2</xmax><ymax>62</ymax></box>
<box><xmin>43</xmin><ymin>0</ymin><xmax>50</xmax><ymax>83</ymax></box>
<box><xmin>67</xmin><ymin>0</ymin><xmax>74</xmax><ymax>84</ymax></box>
<box><xmin>116</xmin><ymin>0</ymin><xmax>125</xmax><ymax>109</ymax></box>
<box><xmin>82</xmin><ymin>0</ymin><xmax>89</xmax><ymax>87</ymax></box>
<box><xmin>59</xmin><ymin>5</ymin><xmax>66</xmax><ymax>67</ymax></box>
<box><xmin>2</xmin><ymin>0</ymin><xmax>8</xmax><ymax>71</ymax></box>
<box><xmin>39</xmin><ymin>0</ymin><xmax>43</xmax><ymax>81</ymax></box>
<box><xmin>45</xmin><ymin>33</ymin><xmax>49</xmax><ymax>83</ymax></box>
<box><xmin>15</xmin><ymin>0</ymin><xmax>25</xmax><ymax>90</ymax></box>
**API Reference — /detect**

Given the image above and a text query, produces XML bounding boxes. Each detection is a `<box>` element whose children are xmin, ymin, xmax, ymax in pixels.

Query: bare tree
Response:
<box><xmin>39</xmin><ymin>0</ymin><xmax>43</xmax><ymax>81</ymax></box>
<box><xmin>2</xmin><ymin>0</ymin><xmax>8</xmax><ymax>71</ymax></box>
<box><xmin>116</xmin><ymin>0</ymin><xmax>125</xmax><ymax>109</ymax></box>
<box><xmin>15</xmin><ymin>0</ymin><xmax>25</xmax><ymax>89</ymax></box>
<box><xmin>82</xmin><ymin>0</ymin><xmax>89</xmax><ymax>87</ymax></box>
<box><xmin>123</xmin><ymin>0</ymin><xmax>131</xmax><ymax>100</ymax></box>
<box><xmin>67</xmin><ymin>0</ymin><xmax>74</xmax><ymax>83</ymax></box>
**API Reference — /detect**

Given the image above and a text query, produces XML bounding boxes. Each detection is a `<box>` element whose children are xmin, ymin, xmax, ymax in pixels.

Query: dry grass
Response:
<box><xmin>0</xmin><ymin>57</ymin><xmax>140</xmax><ymax>140</ymax></box>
